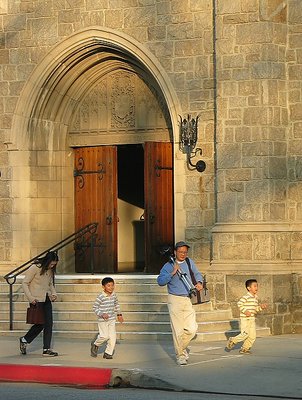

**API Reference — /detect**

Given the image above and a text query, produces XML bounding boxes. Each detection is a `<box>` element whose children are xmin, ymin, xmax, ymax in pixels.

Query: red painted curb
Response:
<box><xmin>0</xmin><ymin>364</ymin><xmax>113</xmax><ymax>388</ymax></box>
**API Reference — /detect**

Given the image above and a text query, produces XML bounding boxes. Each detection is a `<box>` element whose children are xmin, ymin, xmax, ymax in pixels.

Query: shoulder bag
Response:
<box><xmin>185</xmin><ymin>258</ymin><xmax>210</xmax><ymax>305</ymax></box>
<box><xmin>26</xmin><ymin>302</ymin><xmax>45</xmax><ymax>324</ymax></box>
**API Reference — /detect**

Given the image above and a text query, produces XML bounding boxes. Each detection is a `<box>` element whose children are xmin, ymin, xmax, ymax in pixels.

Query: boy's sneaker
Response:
<box><xmin>103</xmin><ymin>352</ymin><xmax>113</xmax><ymax>359</ymax></box>
<box><xmin>225</xmin><ymin>337</ymin><xmax>235</xmax><ymax>352</ymax></box>
<box><xmin>176</xmin><ymin>356</ymin><xmax>187</xmax><ymax>366</ymax></box>
<box><xmin>239</xmin><ymin>348</ymin><xmax>251</xmax><ymax>355</ymax></box>
<box><xmin>90</xmin><ymin>343</ymin><xmax>99</xmax><ymax>358</ymax></box>
<box><xmin>19</xmin><ymin>337</ymin><xmax>27</xmax><ymax>355</ymax></box>
<box><xmin>42</xmin><ymin>349</ymin><xmax>58</xmax><ymax>357</ymax></box>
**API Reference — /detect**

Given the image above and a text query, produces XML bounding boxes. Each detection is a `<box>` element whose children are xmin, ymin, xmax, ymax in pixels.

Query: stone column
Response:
<box><xmin>213</xmin><ymin>0</ymin><xmax>291</xmax><ymax>274</ymax></box>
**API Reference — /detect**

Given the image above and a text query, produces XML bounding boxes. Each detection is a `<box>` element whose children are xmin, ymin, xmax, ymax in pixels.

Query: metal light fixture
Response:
<box><xmin>179</xmin><ymin>114</ymin><xmax>206</xmax><ymax>173</ymax></box>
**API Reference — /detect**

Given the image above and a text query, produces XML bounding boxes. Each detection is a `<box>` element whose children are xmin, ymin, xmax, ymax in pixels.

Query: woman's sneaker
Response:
<box><xmin>43</xmin><ymin>349</ymin><xmax>58</xmax><ymax>357</ymax></box>
<box><xmin>19</xmin><ymin>337</ymin><xmax>27</xmax><ymax>355</ymax></box>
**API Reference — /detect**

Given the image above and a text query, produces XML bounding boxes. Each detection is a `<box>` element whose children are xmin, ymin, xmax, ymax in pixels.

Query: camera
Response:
<box><xmin>160</xmin><ymin>245</ymin><xmax>175</xmax><ymax>264</ymax></box>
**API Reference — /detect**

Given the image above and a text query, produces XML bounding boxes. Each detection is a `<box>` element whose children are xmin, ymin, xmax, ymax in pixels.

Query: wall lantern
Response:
<box><xmin>179</xmin><ymin>114</ymin><xmax>206</xmax><ymax>173</ymax></box>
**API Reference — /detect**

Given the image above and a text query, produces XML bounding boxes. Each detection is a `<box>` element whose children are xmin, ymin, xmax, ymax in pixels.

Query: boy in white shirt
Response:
<box><xmin>91</xmin><ymin>277</ymin><xmax>124</xmax><ymax>359</ymax></box>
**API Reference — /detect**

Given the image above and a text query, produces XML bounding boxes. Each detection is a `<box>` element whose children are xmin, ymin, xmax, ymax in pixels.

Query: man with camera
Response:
<box><xmin>157</xmin><ymin>241</ymin><xmax>203</xmax><ymax>366</ymax></box>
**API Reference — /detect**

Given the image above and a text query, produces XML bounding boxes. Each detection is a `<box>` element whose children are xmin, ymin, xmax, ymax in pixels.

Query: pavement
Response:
<box><xmin>0</xmin><ymin>333</ymin><xmax>302</xmax><ymax>399</ymax></box>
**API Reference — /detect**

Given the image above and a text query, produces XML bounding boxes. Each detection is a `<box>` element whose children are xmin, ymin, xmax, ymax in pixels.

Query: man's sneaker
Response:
<box><xmin>239</xmin><ymin>348</ymin><xmax>251</xmax><ymax>355</ymax></box>
<box><xmin>225</xmin><ymin>337</ymin><xmax>235</xmax><ymax>352</ymax></box>
<box><xmin>176</xmin><ymin>356</ymin><xmax>187</xmax><ymax>366</ymax></box>
<box><xmin>103</xmin><ymin>352</ymin><xmax>113</xmax><ymax>359</ymax></box>
<box><xmin>42</xmin><ymin>349</ymin><xmax>58</xmax><ymax>357</ymax></box>
<box><xmin>90</xmin><ymin>343</ymin><xmax>99</xmax><ymax>358</ymax></box>
<box><xmin>19</xmin><ymin>337</ymin><xmax>27</xmax><ymax>355</ymax></box>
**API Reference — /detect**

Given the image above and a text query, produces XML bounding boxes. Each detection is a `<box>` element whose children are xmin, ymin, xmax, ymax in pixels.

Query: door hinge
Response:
<box><xmin>74</xmin><ymin>157</ymin><xmax>105</xmax><ymax>188</ymax></box>
<box><xmin>154</xmin><ymin>159</ymin><xmax>172</xmax><ymax>177</ymax></box>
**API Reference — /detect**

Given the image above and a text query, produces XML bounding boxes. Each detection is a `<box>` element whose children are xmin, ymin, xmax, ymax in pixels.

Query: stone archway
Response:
<box><xmin>9</xmin><ymin>27</ymin><xmax>181</xmax><ymax>150</ymax></box>
<box><xmin>8</xmin><ymin>27</ymin><xmax>184</xmax><ymax>270</ymax></box>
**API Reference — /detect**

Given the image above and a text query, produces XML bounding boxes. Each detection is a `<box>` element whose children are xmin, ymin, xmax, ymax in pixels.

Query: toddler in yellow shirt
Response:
<box><xmin>225</xmin><ymin>279</ymin><xmax>267</xmax><ymax>354</ymax></box>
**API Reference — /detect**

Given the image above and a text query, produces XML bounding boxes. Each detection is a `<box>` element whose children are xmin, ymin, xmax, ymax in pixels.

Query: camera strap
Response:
<box><xmin>185</xmin><ymin>257</ymin><xmax>202</xmax><ymax>303</ymax></box>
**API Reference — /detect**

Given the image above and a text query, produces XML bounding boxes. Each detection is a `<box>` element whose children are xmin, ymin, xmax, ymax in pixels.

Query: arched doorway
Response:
<box><xmin>9</xmin><ymin>28</ymin><xmax>182</xmax><ymax>274</ymax></box>
<box><xmin>72</xmin><ymin>71</ymin><xmax>173</xmax><ymax>274</ymax></box>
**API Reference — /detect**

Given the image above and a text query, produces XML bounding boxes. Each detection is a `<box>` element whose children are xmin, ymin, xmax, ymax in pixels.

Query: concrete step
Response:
<box><xmin>0</xmin><ymin>275</ymin><xmax>269</xmax><ymax>343</ymax></box>
<box><xmin>55</xmin><ymin>283</ymin><xmax>166</xmax><ymax>294</ymax></box>
<box><xmin>0</xmin><ymin>300</ymin><xmax>213</xmax><ymax>313</ymax></box>
<box><xmin>7</xmin><ymin>309</ymin><xmax>233</xmax><ymax>323</ymax></box>
<box><xmin>196</xmin><ymin>326</ymin><xmax>271</xmax><ymax>342</ymax></box>
<box><xmin>0</xmin><ymin>327</ymin><xmax>271</xmax><ymax>342</ymax></box>
<box><xmin>1</xmin><ymin>275</ymin><xmax>160</xmax><ymax>286</ymax></box>
<box><xmin>54</xmin><ymin>277</ymin><xmax>160</xmax><ymax>284</ymax></box>
<box><xmin>0</xmin><ymin>301</ymin><xmax>169</xmax><ymax>313</ymax></box>
<box><xmin>0</xmin><ymin>283</ymin><xmax>167</xmax><ymax>294</ymax></box>
<box><xmin>1</xmin><ymin>319</ymin><xmax>238</xmax><ymax>333</ymax></box>
<box><xmin>0</xmin><ymin>293</ymin><xmax>170</xmax><ymax>303</ymax></box>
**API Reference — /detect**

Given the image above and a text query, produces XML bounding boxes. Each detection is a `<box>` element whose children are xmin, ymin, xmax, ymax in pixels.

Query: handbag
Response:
<box><xmin>26</xmin><ymin>302</ymin><xmax>45</xmax><ymax>324</ymax></box>
<box><xmin>185</xmin><ymin>258</ymin><xmax>210</xmax><ymax>305</ymax></box>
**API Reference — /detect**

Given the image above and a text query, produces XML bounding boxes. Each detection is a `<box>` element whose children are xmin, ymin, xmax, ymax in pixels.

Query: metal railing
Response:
<box><xmin>3</xmin><ymin>222</ymin><xmax>98</xmax><ymax>330</ymax></box>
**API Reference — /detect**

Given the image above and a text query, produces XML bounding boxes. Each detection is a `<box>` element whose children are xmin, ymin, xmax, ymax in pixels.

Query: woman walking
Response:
<box><xmin>19</xmin><ymin>251</ymin><xmax>59</xmax><ymax>357</ymax></box>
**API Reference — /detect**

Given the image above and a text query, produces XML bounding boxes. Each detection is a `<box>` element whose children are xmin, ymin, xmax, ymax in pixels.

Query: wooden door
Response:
<box><xmin>74</xmin><ymin>146</ymin><xmax>117</xmax><ymax>273</ymax></box>
<box><xmin>144</xmin><ymin>142</ymin><xmax>174</xmax><ymax>273</ymax></box>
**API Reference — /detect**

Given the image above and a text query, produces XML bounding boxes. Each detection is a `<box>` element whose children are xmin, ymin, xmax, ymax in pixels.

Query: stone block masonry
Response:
<box><xmin>0</xmin><ymin>0</ymin><xmax>301</xmax><ymax>332</ymax></box>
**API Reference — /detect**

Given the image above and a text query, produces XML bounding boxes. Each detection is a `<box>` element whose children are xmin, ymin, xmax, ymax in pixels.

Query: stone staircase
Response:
<box><xmin>0</xmin><ymin>275</ymin><xmax>270</xmax><ymax>342</ymax></box>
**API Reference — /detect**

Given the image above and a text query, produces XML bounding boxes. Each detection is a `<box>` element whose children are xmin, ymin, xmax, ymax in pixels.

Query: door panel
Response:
<box><xmin>74</xmin><ymin>146</ymin><xmax>117</xmax><ymax>273</ymax></box>
<box><xmin>144</xmin><ymin>142</ymin><xmax>174</xmax><ymax>273</ymax></box>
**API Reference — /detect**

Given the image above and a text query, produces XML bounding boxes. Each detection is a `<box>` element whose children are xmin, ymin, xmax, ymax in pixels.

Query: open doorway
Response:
<box><xmin>74</xmin><ymin>143</ymin><xmax>173</xmax><ymax>274</ymax></box>
<box><xmin>117</xmin><ymin>144</ymin><xmax>145</xmax><ymax>272</ymax></box>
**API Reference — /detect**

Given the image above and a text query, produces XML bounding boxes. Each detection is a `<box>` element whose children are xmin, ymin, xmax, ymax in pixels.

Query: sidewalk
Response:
<box><xmin>0</xmin><ymin>334</ymin><xmax>302</xmax><ymax>398</ymax></box>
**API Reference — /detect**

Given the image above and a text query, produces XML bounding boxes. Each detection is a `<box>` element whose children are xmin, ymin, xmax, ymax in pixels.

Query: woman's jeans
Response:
<box><xmin>24</xmin><ymin>296</ymin><xmax>53</xmax><ymax>349</ymax></box>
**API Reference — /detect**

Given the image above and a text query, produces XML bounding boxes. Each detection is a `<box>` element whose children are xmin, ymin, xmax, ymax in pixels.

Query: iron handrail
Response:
<box><xmin>4</xmin><ymin>222</ymin><xmax>98</xmax><ymax>330</ymax></box>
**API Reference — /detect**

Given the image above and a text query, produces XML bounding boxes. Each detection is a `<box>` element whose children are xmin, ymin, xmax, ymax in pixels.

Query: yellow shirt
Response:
<box><xmin>237</xmin><ymin>292</ymin><xmax>262</xmax><ymax>318</ymax></box>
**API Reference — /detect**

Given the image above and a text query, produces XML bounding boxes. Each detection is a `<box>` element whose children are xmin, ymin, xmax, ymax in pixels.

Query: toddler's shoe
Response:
<box><xmin>176</xmin><ymin>355</ymin><xmax>187</xmax><ymax>366</ymax></box>
<box><xmin>239</xmin><ymin>348</ymin><xmax>251</xmax><ymax>355</ymax></box>
<box><xmin>225</xmin><ymin>337</ymin><xmax>235</xmax><ymax>352</ymax></box>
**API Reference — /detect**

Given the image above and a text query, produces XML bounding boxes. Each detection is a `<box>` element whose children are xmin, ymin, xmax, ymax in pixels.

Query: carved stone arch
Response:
<box><xmin>9</xmin><ymin>27</ymin><xmax>181</xmax><ymax>150</ymax></box>
<box><xmin>69</xmin><ymin>68</ymin><xmax>172</xmax><ymax>147</ymax></box>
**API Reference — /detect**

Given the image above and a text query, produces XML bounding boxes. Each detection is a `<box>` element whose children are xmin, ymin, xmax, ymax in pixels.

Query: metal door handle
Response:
<box><xmin>106</xmin><ymin>216</ymin><xmax>112</xmax><ymax>225</ymax></box>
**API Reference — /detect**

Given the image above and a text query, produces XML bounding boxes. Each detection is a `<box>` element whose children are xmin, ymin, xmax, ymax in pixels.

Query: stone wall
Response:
<box><xmin>292</xmin><ymin>273</ymin><xmax>302</xmax><ymax>333</ymax></box>
<box><xmin>0</xmin><ymin>0</ymin><xmax>215</xmax><ymax>270</ymax></box>
<box><xmin>215</xmin><ymin>0</ymin><xmax>288</xmax><ymax>225</ymax></box>
<box><xmin>204</xmin><ymin>1</ymin><xmax>302</xmax><ymax>278</ymax></box>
